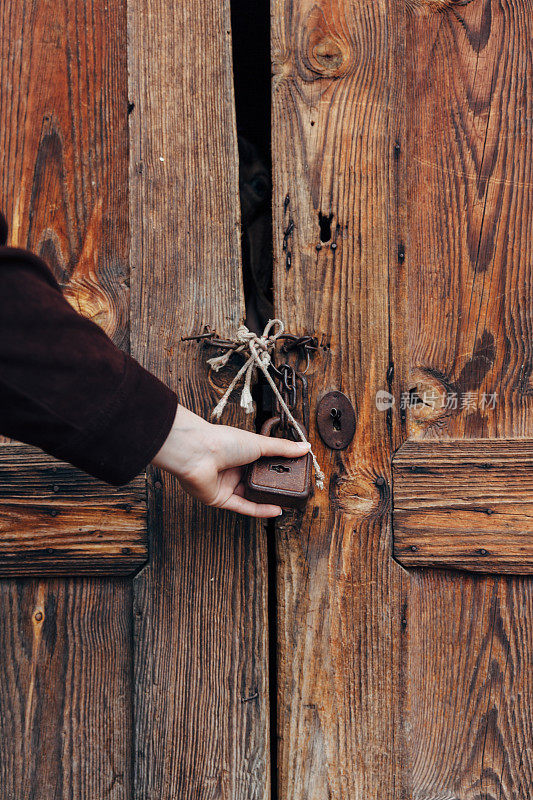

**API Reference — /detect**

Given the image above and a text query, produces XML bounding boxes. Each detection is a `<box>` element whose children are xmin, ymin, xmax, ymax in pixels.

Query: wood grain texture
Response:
<box><xmin>393</xmin><ymin>439</ymin><xmax>533</xmax><ymax>573</ymax></box>
<box><xmin>405</xmin><ymin>0</ymin><xmax>533</xmax><ymax>441</ymax></box>
<box><xmin>0</xmin><ymin>0</ymin><xmax>130</xmax><ymax>348</ymax></box>
<box><xmin>272</xmin><ymin>0</ymin><xmax>408</xmax><ymax>797</ymax></box>
<box><xmin>0</xmin><ymin>444</ymin><xmax>147</xmax><ymax>576</ymax></box>
<box><xmin>0</xmin><ymin>579</ymin><xmax>133</xmax><ymax>799</ymax></box>
<box><xmin>0</xmin><ymin>1</ymin><xmax>133</xmax><ymax>796</ymax></box>
<box><xmin>403</xmin><ymin>0</ymin><xmax>533</xmax><ymax>797</ymax></box>
<box><xmin>408</xmin><ymin>572</ymin><xmax>533</xmax><ymax>800</ymax></box>
<box><xmin>128</xmin><ymin>1</ymin><xmax>269</xmax><ymax>798</ymax></box>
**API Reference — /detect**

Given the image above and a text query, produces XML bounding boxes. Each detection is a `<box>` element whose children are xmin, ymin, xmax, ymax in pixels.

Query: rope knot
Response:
<box><xmin>207</xmin><ymin>319</ymin><xmax>325</xmax><ymax>489</ymax></box>
<box><xmin>236</xmin><ymin>324</ymin><xmax>255</xmax><ymax>344</ymax></box>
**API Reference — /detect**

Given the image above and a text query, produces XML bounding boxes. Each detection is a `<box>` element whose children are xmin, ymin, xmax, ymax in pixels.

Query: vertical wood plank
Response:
<box><xmin>0</xmin><ymin>580</ymin><xmax>133</xmax><ymax>798</ymax></box>
<box><xmin>0</xmin><ymin>0</ymin><xmax>130</xmax><ymax>347</ymax></box>
<box><xmin>272</xmin><ymin>1</ymin><xmax>407</xmax><ymax>797</ymax></box>
<box><xmin>408</xmin><ymin>573</ymin><xmax>533</xmax><ymax>800</ymax></box>
<box><xmin>405</xmin><ymin>0</ymin><xmax>533</xmax><ymax>443</ymax></box>
<box><xmin>0</xmin><ymin>1</ymin><xmax>133</xmax><ymax>796</ymax></box>
<box><xmin>127</xmin><ymin>1</ymin><xmax>270</xmax><ymax>798</ymax></box>
<box><xmin>405</xmin><ymin>1</ymin><xmax>533</xmax><ymax>797</ymax></box>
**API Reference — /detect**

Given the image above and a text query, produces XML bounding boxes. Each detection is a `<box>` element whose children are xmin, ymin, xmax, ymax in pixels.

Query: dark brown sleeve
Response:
<box><xmin>0</xmin><ymin>213</ymin><xmax>177</xmax><ymax>485</ymax></box>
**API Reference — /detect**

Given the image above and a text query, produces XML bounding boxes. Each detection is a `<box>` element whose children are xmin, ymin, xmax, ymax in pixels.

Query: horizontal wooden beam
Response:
<box><xmin>393</xmin><ymin>439</ymin><xmax>533</xmax><ymax>574</ymax></box>
<box><xmin>0</xmin><ymin>444</ymin><xmax>148</xmax><ymax>576</ymax></box>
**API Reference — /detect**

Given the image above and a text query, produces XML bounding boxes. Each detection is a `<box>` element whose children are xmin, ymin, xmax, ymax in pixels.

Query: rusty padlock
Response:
<box><xmin>244</xmin><ymin>416</ymin><xmax>312</xmax><ymax>510</ymax></box>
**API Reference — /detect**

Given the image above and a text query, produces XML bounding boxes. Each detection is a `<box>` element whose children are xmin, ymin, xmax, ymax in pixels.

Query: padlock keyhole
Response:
<box><xmin>270</xmin><ymin>464</ymin><xmax>291</xmax><ymax>473</ymax></box>
<box><xmin>330</xmin><ymin>407</ymin><xmax>342</xmax><ymax>431</ymax></box>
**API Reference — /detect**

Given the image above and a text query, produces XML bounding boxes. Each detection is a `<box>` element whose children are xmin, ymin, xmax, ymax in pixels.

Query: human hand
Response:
<box><xmin>151</xmin><ymin>404</ymin><xmax>311</xmax><ymax>517</ymax></box>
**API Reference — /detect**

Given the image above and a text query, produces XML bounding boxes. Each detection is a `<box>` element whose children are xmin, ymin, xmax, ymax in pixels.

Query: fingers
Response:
<box><xmin>220</xmin><ymin>492</ymin><xmax>283</xmax><ymax>518</ymax></box>
<box><xmin>256</xmin><ymin>434</ymin><xmax>311</xmax><ymax>459</ymax></box>
<box><xmin>217</xmin><ymin>426</ymin><xmax>311</xmax><ymax>469</ymax></box>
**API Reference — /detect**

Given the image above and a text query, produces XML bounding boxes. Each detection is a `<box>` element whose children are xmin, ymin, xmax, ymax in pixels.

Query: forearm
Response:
<box><xmin>0</xmin><ymin>214</ymin><xmax>177</xmax><ymax>484</ymax></box>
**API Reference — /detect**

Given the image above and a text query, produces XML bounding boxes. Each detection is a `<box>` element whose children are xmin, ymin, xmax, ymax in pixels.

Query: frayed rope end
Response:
<box><xmin>240</xmin><ymin>385</ymin><xmax>255</xmax><ymax>414</ymax></box>
<box><xmin>211</xmin><ymin>401</ymin><xmax>226</xmax><ymax>420</ymax></box>
<box><xmin>206</xmin><ymin>352</ymin><xmax>232</xmax><ymax>372</ymax></box>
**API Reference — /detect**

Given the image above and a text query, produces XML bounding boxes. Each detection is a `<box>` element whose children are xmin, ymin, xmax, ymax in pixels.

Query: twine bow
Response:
<box><xmin>207</xmin><ymin>319</ymin><xmax>325</xmax><ymax>489</ymax></box>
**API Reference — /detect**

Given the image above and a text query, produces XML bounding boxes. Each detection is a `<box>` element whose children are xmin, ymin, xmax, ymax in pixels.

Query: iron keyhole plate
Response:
<box><xmin>316</xmin><ymin>391</ymin><xmax>356</xmax><ymax>450</ymax></box>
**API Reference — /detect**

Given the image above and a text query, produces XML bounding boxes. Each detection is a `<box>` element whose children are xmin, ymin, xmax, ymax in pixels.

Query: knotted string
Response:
<box><xmin>207</xmin><ymin>319</ymin><xmax>325</xmax><ymax>489</ymax></box>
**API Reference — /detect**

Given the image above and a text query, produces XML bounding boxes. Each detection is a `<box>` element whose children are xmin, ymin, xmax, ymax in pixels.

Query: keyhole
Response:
<box><xmin>270</xmin><ymin>464</ymin><xmax>291</xmax><ymax>473</ymax></box>
<box><xmin>330</xmin><ymin>407</ymin><xmax>342</xmax><ymax>430</ymax></box>
<box><xmin>318</xmin><ymin>212</ymin><xmax>333</xmax><ymax>242</ymax></box>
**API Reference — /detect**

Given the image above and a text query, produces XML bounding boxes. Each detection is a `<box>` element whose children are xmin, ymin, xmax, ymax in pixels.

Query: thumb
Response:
<box><xmin>256</xmin><ymin>434</ymin><xmax>311</xmax><ymax>459</ymax></box>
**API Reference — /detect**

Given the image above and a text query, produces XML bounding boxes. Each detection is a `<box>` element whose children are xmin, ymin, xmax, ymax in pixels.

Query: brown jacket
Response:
<box><xmin>0</xmin><ymin>213</ymin><xmax>177</xmax><ymax>485</ymax></box>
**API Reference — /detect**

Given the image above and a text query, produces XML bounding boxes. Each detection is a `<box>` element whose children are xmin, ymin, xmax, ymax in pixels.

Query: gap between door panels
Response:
<box><xmin>230</xmin><ymin>1</ymin><xmax>279</xmax><ymax>797</ymax></box>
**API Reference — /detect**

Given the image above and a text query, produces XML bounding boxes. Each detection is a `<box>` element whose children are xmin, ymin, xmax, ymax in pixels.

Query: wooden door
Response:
<box><xmin>0</xmin><ymin>0</ymin><xmax>269</xmax><ymax>797</ymax></box>
<box><xmin>271</xmin><ymin>0</ymin><xmax>533</xmax><ymax>799</ymax></box>
<box><xmin>1</xmin><ymin>0</ymin><xmax>532</xmax><ymax>799</ymax></box>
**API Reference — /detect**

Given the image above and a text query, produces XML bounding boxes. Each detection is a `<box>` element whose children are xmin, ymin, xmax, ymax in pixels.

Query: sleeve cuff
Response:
<box><xmin>56</xmin><ymin>354</ymin><xmax>178</xmax><ymax>485</ymax></box>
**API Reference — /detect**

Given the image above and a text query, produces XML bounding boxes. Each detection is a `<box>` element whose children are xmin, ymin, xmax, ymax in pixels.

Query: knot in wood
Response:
<box><xmin>63</xmin><ymin>278</ymin><xmax>122</xmax><ymax>339</ymax></box>
<box><xmin>311</xmin><ymin>35</ymin><xmax>345</xmax><ymax>74</ymax></box>
<box><xmin>334</xmin><ymin>474</ymin><xmax>388</xmax><ymax>516</ymax></box>
<box><xmin>408</xmin><ymin>370</ymin><xmax>451</xmax><ymax>428</ymax></box>
<box><xmin>303</xmin><ymin>8</ymin><xmax>350</xmax><ymax>78</ymax></box>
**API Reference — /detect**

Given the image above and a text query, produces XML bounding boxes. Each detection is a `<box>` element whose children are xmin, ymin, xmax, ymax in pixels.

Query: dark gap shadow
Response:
<box><xmin>230</xmin><ymin>4</ymin><xmax>279</xmax><ymax>800</ymax></box>
<box><xmin>231</xmin><ymin>0</ymin><xmax>273</xmax><ymax>336</ymax></box>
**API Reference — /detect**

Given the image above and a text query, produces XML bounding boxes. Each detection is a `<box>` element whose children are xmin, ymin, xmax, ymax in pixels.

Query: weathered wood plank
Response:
<box><xmin>403</xmin><ymin>0</ymin><xmax>533</xmax><ymax>796</ymax></box>
<box><xmin>0</xmin><ymin>0</ymin><xmax>129</xmax><ymax>347</ymax></box>
<box><xmin>128</xmin><ymin>1</ymin><xmax>269</xmax><ymax>798</ymax></box>
<box><xmin>393</xmin><ymin>439</ymin><xmax>533</xmax><ymax>573</ymax></box>
<box><xmin>0</xmin><ymin>444</ymin><xmax>147</xmax><ymax>576</ymax></box>
<box><xmin>0</xmin><ymin>0</ymin><xmax>133</xmax><ymax>795</ymax></box>
<box><xmin>408</xmin><ymin>572</ymin><xmax>533</xmax><ymax>800</ymax></box>
<box><xmin>0</xmin><ymin>579</ymin><xmax>133</xmax><ymax>798</ymax></box>
<box><xmin>272</xmin><ymin>0</ymin><xmax>407</xmax><ymax>797</ymax></box>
